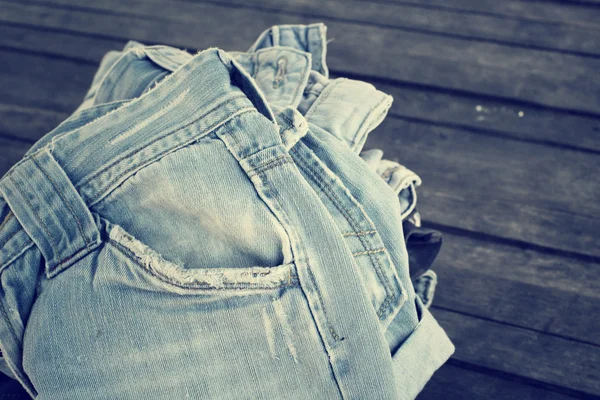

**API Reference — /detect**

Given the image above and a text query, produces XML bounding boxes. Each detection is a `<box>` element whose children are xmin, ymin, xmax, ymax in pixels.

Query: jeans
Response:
<box><xmin>0</xmin><ymin>24</ymin><xmax>453</xmax><ymax>399</ymax></box>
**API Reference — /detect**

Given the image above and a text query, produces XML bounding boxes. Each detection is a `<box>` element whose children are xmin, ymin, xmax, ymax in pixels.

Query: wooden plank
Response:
<box><xmin>365</xmin><ymin>79</ymin><xmax>600</xmax><ymax>154</ymax></box>
<box><xmin>0</xmin><ymin>50</ymin><xmax>96</xmax><ymax>112</ymax></box>
<box><xmin>366</xmin><ymin>117</ymin><xmax>600</xmax><ymax>258</ymax></box>
<box><xmin>432</xmin><ymin>308</ymin><xmax>600</xmax><ymax>396</ymax></box>
<box><xmin>186</xmin><ymin>0</ymin><xmax>600</xmax><ymax>57</ymax></box>
<box><xmin>3</xmin><ymin>0</ymin><xmax>600</xmax><ymax>114</ymax></box>
<box><xmin>2</xmin><ymin>23</ymin><xmax>599</xmax><ymax>153</ymax></box>
<box><xmin>370</xmin><ymin>0</ymin><xmax>600</xmax><ymax>29</ymax></box>
<box><xmin>433</xmin><ymin>233</ymin><xmax>600</xmax><ymax>345</ymax></box>
<box><xmin>0</xmin><ymin>104</ymin><xmax>67</xmax><ymax>142</ymax></box>
<box><xmin>418</xmin><ymin>189</ymin><xmax>599</xmax><ymax>258</ymax></box>
<box><xmin>0</xmin><ymin>137</ymin><xmax>31</xmax><ymax>175</ymax></box>
<box><xmin>0</xmin><ymin>23</ymin><xmax>122</xmax><ymax>62</ymax></box>
<box><xmin>419</xmin><ymin>363</ymin><xmax>579</xmax><ymax>400</ymax></box>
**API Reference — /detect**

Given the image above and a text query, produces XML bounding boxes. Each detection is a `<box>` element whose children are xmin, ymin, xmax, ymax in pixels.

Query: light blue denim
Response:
<box><xmin>62</xmin><ymin>24</ymin><xmax>422</xmax><ymax>336</ymax></box>
<box><xmin>0</xmin><ymin>25</ymin><xmax>454</xmax><ymax>399</ymax></box>
<box><xmin>28</xmin><ymin>32</ymin><xmax>416</xmax><ymax>332</ymax></box>
<box><xmin>359</xmin><ymin>149</ymin><xmax>422</xmax><ymax>220</ymax></box>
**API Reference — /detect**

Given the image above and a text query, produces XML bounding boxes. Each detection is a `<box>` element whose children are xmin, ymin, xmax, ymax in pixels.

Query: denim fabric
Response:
<box><xmin>86</xmin><ymin>41</ymin><xmax>412</xmax><ymax>322</ymax></box>
<box><xmin>360</xmin><ymin>149</ymin><xmax>440</xmax><ymax>308</ymax></box>
<box><xmin>360</xmin><ymin>149</ymin><xmax>422</xmax><ymax>220</ymax></box>
<box><xmin>74</xmin><ymin>43</ymin><xmax>189</xmax><ymax>113</ymax></box>
<box><xmin>247</xmin><ymin>24</ymin><xmax>393</xmax><ymax>154</ymax></box>
<box><xmin>0</xmin><ymin>24</ymin><xmax>454</xmax><ymax>399</ymax></box>
<box><xmin>37</xmin><ymin>28</ymin><xmax>419</xmax><ymax>335</ymax></box>
<box><xmin>25</xmin><ymin>41</ymin><xmax>414</xmax><ymax>332</ymax></box>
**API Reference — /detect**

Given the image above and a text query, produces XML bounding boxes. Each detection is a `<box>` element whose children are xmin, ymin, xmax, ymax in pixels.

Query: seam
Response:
<box><xmin>293</xmin><ymin>149</ymin><xmax>395</xmax><ymax>318</ymax></box>
<box><xmin>110</xmin><ymin>88</ymin><xmax>190</xmax><ymax>146</ymax></box>
<box><xmin>352</xmin><ymin>248</ymin><xmax>386</xmax><ymax>257</ymax></box>
<box><xmin>89</xmin><ymin>107</ymin><xmax>255</xmax><ymax>205</ymax></box>
<box><xmin>27</xmin><ymin>100</ymin><xmax>131</xmax><ymax>157</ymax></box>
<box><xmin>52</xmin><ymin>245</ymin><xmax>95</xmax><ymax>271</ymax></box>
<box><xmin>0</xmin><ymin>242</ymin><xmax>35</xmax><ymax>274</ymax></box>
<box><xmin>276</xmin><ymin>109</ymin><xmax>307</xmax><ymax>131</ymax></box>
<box><xmin>304</xmin><ymin>78</ymin><xmax>344</xmax><ymax>120</ymax></box>
<box><xmin>0</xmin><ymin>229</ymin><xmax>20</xmax><ymax>253</ymax></box>
<box><xmin>252</xmin><ymin>170</ymin><xmax>344</xmax><ymax>344</ymax></box>
<box><xmin>218</xmin><ymin>114</ymin><xmax>246</xmax><ymax>159</ymax></box>
<box><xmin>106</xmin><ymin>239</ymin><xmax>299</xmax><ymax>291</ymax></box>
<box><xmin>249</xmin><ymin>154</ymin><xmax>289</xmax><ymax>171</ymax></box>
<box><xmin>351</xmin><ymin>92</ymin><xmax>391</xmax><ymax>151</ymax></box>
<box><xmin>31</xmin><ymin>156</ymin><xmax>90</xmax><ymax>247</ymax></box>
<box><xmin>8</xmin><ymin>175</ymin><xmax>58</xmax><ymax>255</ymax></box>
<box><xmin>79</xmin><ymin>94</ymin><xmax>248</xmax><ymax>188</ymax></box>
<box><xmin>276</xmin><ymin>109</ymin><xmax>294</xmax><ymax>126</ymax></box>
<box><xmin>0</xmin><ymin>212</ymin><xmax>13</xmax><ymax>235</ymax></box>
<box><xmin>342</xmin><ymin>230</ymin><xmax>377</xmax><ymax>237</ymax></box>
<box><xmin>249</xmin><ymin>159</ymin><xmax>293</xmax><ymax>176</ymax></box>
<box><xmin>247</xmin><ymin>155</ymin><xmax>293</xmax><ymax>177</ymax></box>
<box><xmin>305</xmin><ymin>264</ymin><xmax>344</xmax><ymax>342</ymax></box>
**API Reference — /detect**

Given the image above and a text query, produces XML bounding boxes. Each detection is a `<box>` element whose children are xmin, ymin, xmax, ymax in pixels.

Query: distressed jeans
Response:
<box><xmin>0</xmin><ymin>24</ymin><xmax>453</xmax><ymax>399</ymax></box>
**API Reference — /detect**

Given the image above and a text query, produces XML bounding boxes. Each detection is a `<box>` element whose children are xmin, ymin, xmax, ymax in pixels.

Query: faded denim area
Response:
<box><xmin>92</xmin><ymin>131</ymin><xmax>292</xmax><ymax>272</ymax></box>
<box><xmin>0</xmin><ymin>24</ymin><xmax>453</xmax><ymax>400</ymax></box>
<box><xmin>41</xmin><ymin>24</ymin><xmax>419</xmax><ymax>334</ymax></box>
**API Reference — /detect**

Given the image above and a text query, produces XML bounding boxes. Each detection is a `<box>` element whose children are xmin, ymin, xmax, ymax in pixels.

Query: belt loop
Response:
<box><xmin>0</xmin><ymin>148</ymin><xmax>101</xmax><ymax>278</ymax></box>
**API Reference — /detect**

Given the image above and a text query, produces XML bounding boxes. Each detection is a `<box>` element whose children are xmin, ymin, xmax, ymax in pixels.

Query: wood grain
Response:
<box><xmin>189</xmin><ymin>0</ymin><xmax>600</xmax><ymax>57</ymax></box>
<box><xmin>419</xmin><ymin>363</ymin><xmax>579</xmax><ymax>400</ymax></box>
<box><xmin>366</xmin><ymin>116</ymin><xmax>600</xmax><ymax>257</ymax></box>
<box><xmin>433</xmin><ymin>232</ymin><xmax>600</xmax><ymax>344</ymax></box>
<box><xmin>433</xmin><ymin>308</ymin><xmax>600</xmax><ymax>396</ymax></box>
<box><xmin>368</xmin><ymin>0</ymin><xmax>600</xmax><ymax>29</ymax></box>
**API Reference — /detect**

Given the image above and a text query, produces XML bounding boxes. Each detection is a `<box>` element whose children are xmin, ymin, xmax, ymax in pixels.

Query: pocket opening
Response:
<box><xmin>105</xmin><ymin>221</ymin><xmax>298</xmax><ymax>291</ymax></box>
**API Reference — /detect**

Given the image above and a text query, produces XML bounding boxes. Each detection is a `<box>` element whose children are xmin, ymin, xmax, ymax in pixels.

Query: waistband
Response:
<box><xmin>0</xmin><ymin>47</ymin><xmax>281</xmax><ymax>274</ymax></box>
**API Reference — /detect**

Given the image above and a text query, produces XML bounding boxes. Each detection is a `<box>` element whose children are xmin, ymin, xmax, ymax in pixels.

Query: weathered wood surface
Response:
<box><xmin>196</xmin><ymin>0</ymin><xmax>600</xmax><ymax>56</ymax></box>
<box><xmin>0</xmin><ymin>1</ymin><xmax>599</xmax><ymax>399</ymax></box>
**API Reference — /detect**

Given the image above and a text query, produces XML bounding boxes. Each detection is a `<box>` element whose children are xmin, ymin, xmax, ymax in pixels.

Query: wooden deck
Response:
<box><xmin>1</xmin><ymin>0</ymin><xmax>599</xmax><ymax>398</ymax></box>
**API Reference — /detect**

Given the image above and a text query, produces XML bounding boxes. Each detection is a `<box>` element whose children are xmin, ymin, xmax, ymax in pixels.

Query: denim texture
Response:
<box><xmin>360</xmin><ymin>149</ymin><xmax>422</xmax><ymax>221</ymax></box>
<box><xmin>359</xmin><ymin>148</ymin><xmax>441</xmax><ymax>307</ymax></box>
<box><xmin>0</xmin><ymin>24</ymin><xmax>453</xmax><ymax>399</ymax></box>
<box><xmin>52</xmin><ymin>23</ymin><xmax>421</xmax><ymax>335</ymax></box>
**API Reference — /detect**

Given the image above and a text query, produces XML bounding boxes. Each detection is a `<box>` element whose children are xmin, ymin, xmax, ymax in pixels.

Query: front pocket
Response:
<box><xmin>104</xmin><ymin>219</ymin><xmax>298</xmax><ymax>291</ymax></box>
<box><xmin>91</xmin><ymin>134</ymin><xmax>294</xmax><ymax>275</ymax></box>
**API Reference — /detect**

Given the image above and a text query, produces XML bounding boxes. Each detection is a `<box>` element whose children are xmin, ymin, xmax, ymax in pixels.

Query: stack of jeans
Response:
<box><xmin>0</xmin><ymin>24</ymin><xmax>454</xmax><ymax>399</ymax></box>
